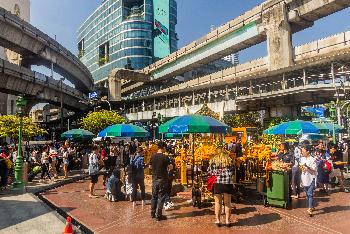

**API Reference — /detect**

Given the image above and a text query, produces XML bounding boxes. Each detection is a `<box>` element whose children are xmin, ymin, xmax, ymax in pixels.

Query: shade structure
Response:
<box><xmin>61</xmin><ymin>129</ymin><xmax>95</xmax><ymax>139</ymax></box>
<box><xmin>314</xmin><ymin>122</ymin><xmax>344</xmax><ymax>134</ymax></box>
<box><xmin>263</xmin><ymin>120</ymin><xmax>320</xmax><ymax>135</ymax></box>
<box><xmin>159</xmin><ymin>114</ymin><xmax>229</xmax><ymax>134</ymax></box>
<box><xmin>98</xmin><ymin>124</ymin><xmax>148</xmax><ymax>138</ymax></box>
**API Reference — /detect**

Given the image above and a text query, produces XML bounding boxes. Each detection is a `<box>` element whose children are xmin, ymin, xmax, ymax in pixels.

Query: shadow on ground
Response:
<box><xmin>0</xmin><ymin>198</ymin><xmax>50</xmax><ymax>229</ymax></box>
<box><xmin>235</xmin><ymin>213</ymin><xmax>282</xmax><ymax>226</ymax></box>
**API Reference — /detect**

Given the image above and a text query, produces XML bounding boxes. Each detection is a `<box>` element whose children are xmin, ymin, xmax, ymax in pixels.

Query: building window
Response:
<box><xmin>98</xmin><ymin>41</ymin><xmax>110</xmax><ymax>66</ymax></box>
<box><xmin>78</xmin><ymin>39</ymin><xmax>85</xmax><ymax>58</ymax></box>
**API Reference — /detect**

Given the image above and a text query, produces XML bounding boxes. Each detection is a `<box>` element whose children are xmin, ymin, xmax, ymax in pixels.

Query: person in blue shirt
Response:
<box><xmin>130</xmin><ymin>147</ymin><xmax>146</xmax><ymax>207</ymax></box>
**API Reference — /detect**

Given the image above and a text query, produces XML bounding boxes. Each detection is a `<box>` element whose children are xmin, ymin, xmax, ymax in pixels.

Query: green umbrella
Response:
<box><xmin>98</xmin><ymin>124</ymin><xmax>149</xmax><ymax>138</ymax></box>
<box><xmin>263</xmin><ymin>120</ymin><xmax>320</xmax><ymax>135</ymax></box>
<box><xmin>159</xmin><ymin>114</ymin><xmax>229</xmax><ymax>134</ymax></box>
<box><xmin>314</xmin><ymin>122</ymin><xmax>344</xmax><ymax>134</ymax></box>
<box><xmin>61</xmin><ymin>129</ymin><xmax>95</xmax><ymax>139</ymax></box>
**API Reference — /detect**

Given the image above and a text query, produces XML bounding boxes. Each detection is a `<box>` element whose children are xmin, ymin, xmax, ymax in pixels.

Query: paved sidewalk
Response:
<box><xmin>0</xmin><ymin>171</ymin><xmax>87</xmax><ymax>234</ymax></box>
<box><xmin>43</xmin><ymin>177</ymin><xmax>350</xmax><ymax>234</ymax></box>
<box><xmin>0</xmin><ymin>193</ymin><xmax>65</xmax><ymax>234</ymax></box>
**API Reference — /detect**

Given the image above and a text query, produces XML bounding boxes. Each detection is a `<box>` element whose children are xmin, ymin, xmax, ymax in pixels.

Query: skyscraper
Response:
<box><xmin>77</xmin><ymin>0</ymin><xmax>177</xmax><ymax>83</ymax></box>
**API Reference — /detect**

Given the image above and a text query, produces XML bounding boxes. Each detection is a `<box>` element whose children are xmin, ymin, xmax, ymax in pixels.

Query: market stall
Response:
<box><xmin>159</xmin><ymin>114</ymin><xmax>230</xmax><ymax>207</ymax></box>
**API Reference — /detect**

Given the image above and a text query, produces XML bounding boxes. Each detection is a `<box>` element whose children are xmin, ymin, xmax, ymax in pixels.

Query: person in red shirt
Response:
<box><xmin>0</xmin><ymin>149</ymin><xmax>11</xmax><ymax>190</ymax></box>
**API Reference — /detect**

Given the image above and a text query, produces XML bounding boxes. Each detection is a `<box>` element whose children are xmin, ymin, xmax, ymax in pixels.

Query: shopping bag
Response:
<box><xmin>207</xmin><ymin>175</ymin><xmax>217</xmax><ymax>192</ymax></box>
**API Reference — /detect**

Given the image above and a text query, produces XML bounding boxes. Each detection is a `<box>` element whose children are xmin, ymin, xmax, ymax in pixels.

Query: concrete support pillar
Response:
<box><xmin>269</xmin><ymin>105</ymin><xmax>300</xmax><ymax>118</ymax></box>
<box><xmin>208</xmin><ymin>88</ymin><xmax>211</xmax><ymax>103</ymax></box>
<box><xmin>262</xmin><ymin>1</ymin><xmax>293</xmax><ymax>71</ymax></box>
<box><xmin>165</xmin><ymin>95</ymin><xmax>168</xmax><ymax>109</ymax></box>
<box><xmin>108</xmin><ymin>75</ymin><xmax>121</xmax><ymax>101</ymax></box>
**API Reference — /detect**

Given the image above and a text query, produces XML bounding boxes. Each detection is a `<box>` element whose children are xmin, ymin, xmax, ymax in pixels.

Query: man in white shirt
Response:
<box><xmin>300</xmin><ymin>144</ymin><xmax>317</xmax><ymax>216</ymax></box>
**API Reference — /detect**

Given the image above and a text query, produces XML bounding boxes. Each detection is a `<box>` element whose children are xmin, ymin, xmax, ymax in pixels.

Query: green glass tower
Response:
<box><xmin>77</xmin><ymin>0</ymin><xmax>177</xmax><ymax>83</ymax></box>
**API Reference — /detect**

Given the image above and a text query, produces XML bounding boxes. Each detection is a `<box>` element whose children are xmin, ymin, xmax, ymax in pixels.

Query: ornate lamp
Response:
<box><xmin>13</xmin><ymin>95</ymin><xmax>27</xmax><ymax>188</ymax></box>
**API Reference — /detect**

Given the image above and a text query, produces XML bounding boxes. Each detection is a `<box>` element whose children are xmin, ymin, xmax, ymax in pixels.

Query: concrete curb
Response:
<box><xmin>33</xmin><ymin>174</ymin><xmax>94</xmax><ymax>234</ymax></box>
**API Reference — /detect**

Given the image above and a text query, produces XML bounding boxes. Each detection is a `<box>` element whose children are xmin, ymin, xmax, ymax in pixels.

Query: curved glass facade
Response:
<box><xmin>78</xmin><ymin>0</ymin><xmax>177</xmax><ymax>82</ymax></box>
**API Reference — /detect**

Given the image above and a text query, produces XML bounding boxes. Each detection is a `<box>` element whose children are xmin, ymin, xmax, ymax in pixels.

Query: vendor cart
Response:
<box><xmin>264</xmin><ymin>170</ymin><xmax>290</xmax><ymax>209</ymax></box>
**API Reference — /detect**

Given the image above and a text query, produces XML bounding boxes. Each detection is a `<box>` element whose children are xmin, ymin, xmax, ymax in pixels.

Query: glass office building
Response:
<box><xmin>77</xmin><ymin>0</ymin><xmax>177</xmax><ymax>83</ymax></box>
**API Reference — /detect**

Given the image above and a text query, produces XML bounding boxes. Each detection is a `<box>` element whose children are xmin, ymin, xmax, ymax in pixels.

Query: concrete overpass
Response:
<box><xmin>144</xmin><ymin>0</ymin><xmax>350</xmax><ymax>78</ymax></box>
<box><xmin>106</xmin><ymin>0</ymin><xmax>350</xmax><ymax>99</ymax></box>
<box><xmin>0</xmin><ymin>58</ymin><xmax>88</xmax><ymax>113</ymax></box>
<box><xmin>123</xmin><ymin>30</ymin><xmax>350</xmax><ymax>120</ymax></box>
<box><xmin>0</xmin><ymin>7</ymin><xmax>94</xmax><ymax>93</ymax></box>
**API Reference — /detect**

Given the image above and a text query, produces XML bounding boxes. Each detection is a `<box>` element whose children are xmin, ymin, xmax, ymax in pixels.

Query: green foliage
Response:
<box><xmin>79</xmin><ymin>110</ymin><xmax>125</xmax><ymax>134</ymax></box>
<box><xmin>0</xmin><ymin>115</ymin><xmax>47</xmax><ymax>140</ymax></box>
<box><xmin>223</xmin><ymin>112</ymin><xmax>262</xmax><ymax>130</ymax></box>
<box><xmin>262</xmin><ymin>116</ymin><xmax>290</xmax><ymax>145</ymax></box>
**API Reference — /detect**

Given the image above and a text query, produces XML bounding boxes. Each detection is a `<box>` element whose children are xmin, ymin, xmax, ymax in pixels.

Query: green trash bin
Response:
<box><xmin>265</xmin><ymin>170</ymin><xmax>290</xmax><ymax>209</ymax></box>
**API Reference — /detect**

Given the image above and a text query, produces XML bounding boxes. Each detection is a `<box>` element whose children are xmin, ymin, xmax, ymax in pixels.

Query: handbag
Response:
<box><xmin>207</xmin><ymin>175</ymin><xmax>217</xmax><ymax>192</ymax></box>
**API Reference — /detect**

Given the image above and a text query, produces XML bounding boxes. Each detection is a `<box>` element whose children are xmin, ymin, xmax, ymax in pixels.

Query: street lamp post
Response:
<box><xmin>13</xmin><ymin>95</ymin><xmax>27</xmax><ymax>189</ymax></box>
<box><xmin>330</xmin><ymin>104</ymin><xmax>337</xmax><ymax>144</ymax></box>
<box><xmin>59</xmin><ymin>78</ymin><xmax>65</xmax><ymax>130</ymax></box>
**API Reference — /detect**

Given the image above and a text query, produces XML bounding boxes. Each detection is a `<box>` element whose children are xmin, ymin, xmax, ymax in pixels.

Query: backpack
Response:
<box><xmin>324</xmin><ymin>161</ymin><xmax>332</xmax><ymax>174</ymax></box>
<box><xmin>129</xmin><ymin>156</ymin><xmax>144</xmax><ymax>179</ymax></box>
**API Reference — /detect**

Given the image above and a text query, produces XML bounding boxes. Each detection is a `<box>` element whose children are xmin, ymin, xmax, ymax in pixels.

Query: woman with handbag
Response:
<box><xmin>208</xmin><ymin>148</ymin><xmax>234</xmax><ymax>227</ymax></box>
<box><xmin>89</xmin><ymin>145</ymin><xmax>101</xmax><ymax>198</ymax></box>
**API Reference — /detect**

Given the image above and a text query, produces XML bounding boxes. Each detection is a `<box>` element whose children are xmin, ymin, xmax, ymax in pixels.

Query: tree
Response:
<box><xmin>79</xmin><ymin>110</ymin><xmax>125</xmax><ymax>134</ymax></box>
<box><xmin>223</xmin><ymin>112</ymin><xmax>262</xmax><ymax>130</ymax></box>
<box><xmin>0</xmin><ymin>115</ymin><xmax>47</xmax><ymax>141</ymax></box>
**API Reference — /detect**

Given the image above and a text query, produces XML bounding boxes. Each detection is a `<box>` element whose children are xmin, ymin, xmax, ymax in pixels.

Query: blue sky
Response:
<box><xmin>30</xmin><ymin>0</ymin><xmax>350</xmax><ymax>65</ymax></box>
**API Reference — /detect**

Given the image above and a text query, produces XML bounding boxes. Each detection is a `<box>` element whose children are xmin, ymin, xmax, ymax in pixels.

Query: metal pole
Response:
<box><xmin>60</xmin><ymin>80</ymin><xmax>64</xmax><ymax>130</ymax></box>
<box><xmin>14</xmin><ymin>113</ymin><xmax>24</xmax><ymax>188</ymax></box>
<box><xmin>51</xmin><ymin>62</ymin><xmax>54</xmax><ymax>79</ymax></box>
<box><xmin>191</xmin><ymin>133</ymin><xmax>195</xmax><ymax>187</ymax></box>
<box><xmin>331</xmin><ymin>63</ymin><xmax>338</xmax><ymax>143</ymax></box>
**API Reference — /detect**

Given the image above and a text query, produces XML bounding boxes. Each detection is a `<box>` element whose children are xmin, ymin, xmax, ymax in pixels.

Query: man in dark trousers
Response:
<box><xmin>150</xmin><ymin>141</ymin><xmax>172</xmax><ymax>221</ymax></box>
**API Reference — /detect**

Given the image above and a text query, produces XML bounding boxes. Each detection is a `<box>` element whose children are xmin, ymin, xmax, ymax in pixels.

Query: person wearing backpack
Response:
<box><xmin>130</xmin><ymin>147</ymin><xmax>146</xmax><ymax>207</ymax></box>
<box><xmin>315</xmin><ymin>149</ymin><xmax>330</xmax><ymax>193</ymax></box>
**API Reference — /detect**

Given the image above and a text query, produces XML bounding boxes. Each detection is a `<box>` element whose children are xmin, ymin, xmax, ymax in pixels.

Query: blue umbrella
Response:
<box><xmin>263</xmin><ymin>120</ymin><xmax>320</xmax><ymax>135</ymax></box>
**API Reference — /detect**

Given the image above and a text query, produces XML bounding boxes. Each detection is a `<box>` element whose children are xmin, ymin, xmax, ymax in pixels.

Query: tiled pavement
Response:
<box><xmin>42</xmin><ymin>177</ymin><xmax>350</xmax><ymax>234</ymax></box>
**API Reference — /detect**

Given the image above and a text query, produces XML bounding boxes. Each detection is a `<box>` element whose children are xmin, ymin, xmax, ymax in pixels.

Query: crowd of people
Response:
<box><xmin>1</xmin><ymin>137</ymin><xmax>349</xmax><ymax>226</ymax></box>
<box><xmin>86</xmin><ymin>140</ymin><xmax>176</xmax><ymax>221</ymax></box>
<box><xmin>0</xmin><ymin>141</ymin><xmax>85</xmax><ymax>190</ymax></box>
<box><xmin>275</xmin><ymin>140</ymin><xmax>348</xmax><ymax>216</ymax></box>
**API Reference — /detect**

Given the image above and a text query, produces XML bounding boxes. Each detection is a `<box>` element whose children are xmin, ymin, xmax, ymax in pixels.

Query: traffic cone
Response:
<box><xmin>63</xmin><ymin>216</ymin><xmax>74</xmax><ymax>234</ymax></box>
